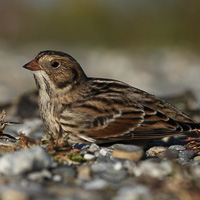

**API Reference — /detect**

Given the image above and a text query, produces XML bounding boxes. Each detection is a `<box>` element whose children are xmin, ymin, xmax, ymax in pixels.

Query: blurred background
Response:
<box><xmin>1</xmin><ymin>0</ymin><xmax>200</xmax><ymax>115</ymax></box>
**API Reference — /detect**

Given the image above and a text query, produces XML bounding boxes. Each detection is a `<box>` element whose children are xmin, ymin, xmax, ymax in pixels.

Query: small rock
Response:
<box><xmin>101</xmin><ymin>169</ymin><xmax>127</xmax><ymax>182</ymax></box>
<box><xmin>91</xmin><ymin>163</ymin><xmax>113</xmax><ymax>173</ymax></box>
<box><xmin>0</xmin><ymin>146</ymin><xmax>52</xmax><ymax>175</ymax></box>
<box><xmin>52</xmin><ymin>174</ymin><xmax>62</xmax><ymax>182</ymax></box>
<box><xmin>99</xmin><ymin>148</ymin><xmax>110</xmax><ymax>156</ymax></box>
<box><xmin>169</xmin><ymin>145</ymin><xmax>186</xmax><ymax>151</ymax></box>
<box><xmin>83</xmin><ymin>179</ymin><xmax>108</xmax><ymax>190</ymax></box>
<box><xmin>193</xmin><ymin>156</ymin><xmax>200</xmax><ymax>161</ymax></box>
<box><xmin>112</xmin><ymin>144</ymin><xmax>143</xmax><ymax>161</ymax></box>
<box><xmin>146</xmin><ymin>146</ymin><xmax>167</xmax><ymax>157</ymax></box>
<box><xmin>190</xmin><ymin>159</ymin><xmax>200</xmax><ymax>167</ymax></box>
<box><xmin>190</xmin><ymin>160</ymin><xmax>200</xmax><ymax>176</ymax></box>
<box><xmin>88</xmin><ymin>143</ymin><xmax>100</xmax><ymax>152</ymax></box>
<box><xmin>178</xmin><ymin>150</ymin><xmax>195</xmax><ymax>164</ymax></box>
<box><xmin>84</xmin><ymin>153</ymin><xmax>96</xmax><ymax>160</ymax></box>
<box><xmin>124</xmin><ymin>160</ymin><xmax>138</xmax><ymax>175</ymax></box>
<box><xmin>162</xmin><ymin>149</ymin><xmax>179</xmax><ymax>160</ymax></box>
<box><xmin>132</xmin><ymin>159</ymin><xmax>173</xmax><ymax>178</ymax></box>
<box><xmin>113</xmin><ymin>162</ymin><xmax>123</xmax><ymax>171</ymax></box>
<box><xmin>77</xmin><ymin>164</ymin><xmax>91</xmax><ymax>181</ymax></box>
<box><xmin>27</xmin><ymin>169</ymin><xmax>52</xmax><ymax>181</ymax></box>
<box><xmin>113</xmin><ymin>185</ymin><xmax>151</xmax><ymax>200</ymax></box>
<box><xmin>5</xmin><ymin>118</ymin><xmax>44</xmax><ymax>140</ymax></box>
<box><xmin>96</xmin><ymin>153</ymin><xmax>113</xmax><ymax>163</ymax></box>
<box><xmin>51</xmin><ymin>165</ymin><xmax>76</xmax><ymax>182</ymax></box>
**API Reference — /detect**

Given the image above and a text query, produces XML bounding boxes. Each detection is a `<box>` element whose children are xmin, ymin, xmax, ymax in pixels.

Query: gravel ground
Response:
<box><xmin>0</xmin><ymin>130</ymin><xmax>200</xmax><ymax>200</ymax></box>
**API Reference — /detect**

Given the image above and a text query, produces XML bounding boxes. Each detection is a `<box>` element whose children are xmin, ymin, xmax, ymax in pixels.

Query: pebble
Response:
<box><xmin>84</xmin><ymin>153</ymin><xmax>96</xmax><ymax>160</ymax></box>
<box><xmin>52</xmin><ymin>174</ymin><xmax>62</xmax><ymax>182</ymax></box>
<box><xmin>162</xmin><ymin>149</ymin><xmax>179</xmax><ymax>160</ymax></box>
<box><xmin>193</xmin><ymin>156</ymin><xmax>200</xmax><ymax>161</ymax></box>
<box><xmin>51</xmin><ymin>165</ymin><xmax>77</xmax><ymax>182</ymax></box>
<box><xmin>99</xmin><ymin>148</ymin><xmax>110</xmax><ymax>156</ymax></box>
<box><xmin>112</xmin><ymin>144</ymin><xmax>144</xmax><ymax>161</ymax></box>
<box><xmin>169</xmin><ymin>145</ymin><xmax>186</xmax><ymax>151</ymax></box>
<box><xmin>113</xmin><ymin>162</ymin><xmax>123</xmax><ymax>171</ymax></box>
<box><xmin>5</xmin><ymin>118</ymin><xmax>44</xmax><ymax>140</ymax></box>
<box><xmin>113</xmin><ymin>185</ymin><xmax>151</xmax><ymax>200</ymax></box>
<box><xmin>96</xmin><ymin>153</ymin><xmax>113</xmax><ymax>163</ymax></box>
<box><xmin>146</xmin><ymin>146</ymin><xmax>167</xmax><ymax>157</ymax></box>
<box><xmin>0</xmin><ymin>146</ymin><xmax>52</xmax><ymax>175</ymax></box>
<box><xmin>190</xmin><ymin>160</ymin><xmax>200</xmax><ymax>176</ymax></box>
<box><xmin>83</xmin><ymin>179</ymin><xmax>108</xmax><ymax>190</ymax></box>
<box><xmin>101</xmin><ymin>169</ymin><xmax>127</xmax><ymax>182</ymax></box>
<box><xmin>132</xmin><ymin>159</ymin><xmax>173</xmax><ymax>178</ymax></box>
<box><xmin>189</xmin><ymin>159</ymin><xmax>200</xmax><ymax>167</ymax></box>
<box><xmin>91</xmin><ymin>163</ymin><xmax>113</xmax><ymax>173</ymax></box>
<box><xmin>77</xmin><ymin>164</ymin><xmax>91</xmax><ymax>181</ymax></box>
<box><xmin>88</xmin><ymin>143</ymin><xmax>100</xmax><ymax>152</ymax></box>
<box><xmin>178</xmin><ymin>150</ymin><xmax>195</xmax><ymax>164</ymax></box>
<box><xmin>27</xmin><ymin>169</ymin><xmax>52</xmax><ymax>181</ymax></box>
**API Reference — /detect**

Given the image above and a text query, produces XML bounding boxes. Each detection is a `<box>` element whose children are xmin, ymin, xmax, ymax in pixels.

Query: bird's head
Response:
<box><xmin>23</xmin><ymin>50</ymin><xmax>87</xmax><ymax>90</ymax></box>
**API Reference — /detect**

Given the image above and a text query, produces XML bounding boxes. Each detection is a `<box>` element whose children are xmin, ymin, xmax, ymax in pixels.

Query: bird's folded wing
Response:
<box><xmin>59</xmin><ymin>97</ymin><xmax>194</xmax><ymax>141</ymax></box>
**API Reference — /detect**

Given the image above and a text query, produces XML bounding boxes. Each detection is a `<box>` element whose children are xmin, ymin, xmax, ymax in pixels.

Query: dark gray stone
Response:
<box><xmin>162</xmin><ymin>149</ymin><xmax>179</xmax><ymax>160</ymax></box>
<box><xmin>178</xmin><ymin>150</ymin><xmax>195</xmax><ymax>164</ymax></box>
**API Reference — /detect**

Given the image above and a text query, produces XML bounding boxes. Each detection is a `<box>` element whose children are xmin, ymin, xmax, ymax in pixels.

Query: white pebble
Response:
<box><xmin>84</xmin><ymin>153</ymin><xmax>95</xmax><ymax>160</ymax></box>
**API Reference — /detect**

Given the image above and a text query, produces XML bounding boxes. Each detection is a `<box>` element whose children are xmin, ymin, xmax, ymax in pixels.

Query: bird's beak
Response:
<box><xmin>23</xmin><ymin>60</ymin><xmax>41</xmax><ymax>71</ymax></box>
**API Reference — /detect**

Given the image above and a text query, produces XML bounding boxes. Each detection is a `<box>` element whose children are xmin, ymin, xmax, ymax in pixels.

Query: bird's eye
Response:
<box><xmin>51</xmin><ymin>61</ymin><xmax>60</xmax><ymax>68</ymax></box>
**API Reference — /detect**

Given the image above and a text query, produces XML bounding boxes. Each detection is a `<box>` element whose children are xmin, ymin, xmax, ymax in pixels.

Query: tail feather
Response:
<box><xmin>178</xmin><ymin>121</ymin><xmax>200</xmax><ymax>132</ymax></box>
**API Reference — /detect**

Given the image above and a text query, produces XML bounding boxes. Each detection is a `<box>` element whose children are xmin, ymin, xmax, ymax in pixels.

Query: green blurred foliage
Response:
<box><xmin>1</xmin><ymin>0</ymin><xmax>200</xmax><ymax>49</ymax></box>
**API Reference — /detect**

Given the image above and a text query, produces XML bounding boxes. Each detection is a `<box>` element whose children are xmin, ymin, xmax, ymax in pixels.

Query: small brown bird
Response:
<box><xmin>23</xmin><ymin>50</ymin><xmax>200</xmax><ymax>145</ymax></box>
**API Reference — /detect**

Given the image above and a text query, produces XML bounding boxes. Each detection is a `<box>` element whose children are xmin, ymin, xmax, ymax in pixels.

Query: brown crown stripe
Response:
<box><xmin>36</xmin><ymin>50</ymin><xmax>77</xmax><ymax>62</ymax></box>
